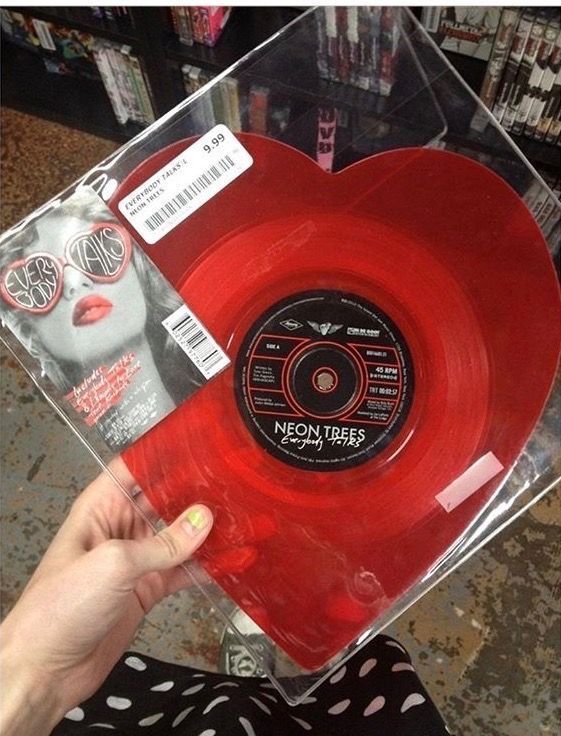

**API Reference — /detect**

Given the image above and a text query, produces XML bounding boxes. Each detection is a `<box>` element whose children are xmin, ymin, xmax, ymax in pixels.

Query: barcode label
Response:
<box><xmin>144</xmin><ymin>155</ymin><xmax>235</xmax><ymax>233</ymax></box>
<box><xmin>118</xmin><ymin>124</ymin><xmax>253</xmax><ymax>244</ymax></box>
<box><xmin>162</xmin><ymin>304</ymin><xmax>230</xmax><ymax>380</ymax></box>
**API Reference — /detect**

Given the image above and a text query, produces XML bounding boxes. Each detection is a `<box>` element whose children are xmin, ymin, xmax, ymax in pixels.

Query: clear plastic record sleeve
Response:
<box><xmin>1</xmin><ymin>7</ymin><xmax>560</xmax><ymax>705</ymax></box>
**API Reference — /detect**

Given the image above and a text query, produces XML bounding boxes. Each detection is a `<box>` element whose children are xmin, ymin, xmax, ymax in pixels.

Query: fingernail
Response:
<box><xmin>181</xmin><ymin>506</ymin><xmax>212</xmax><ymax>538</ymax></box>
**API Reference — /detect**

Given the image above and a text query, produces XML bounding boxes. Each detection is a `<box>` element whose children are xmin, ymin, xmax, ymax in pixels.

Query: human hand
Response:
<box><xmin>0</xmin><ymin>458</ymin><xmax>213</xmax><ymax>735</ymax></box>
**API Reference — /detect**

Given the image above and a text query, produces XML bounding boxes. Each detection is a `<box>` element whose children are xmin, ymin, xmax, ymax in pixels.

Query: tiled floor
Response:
<box><xmin>1</xmin><ymin>107</ymin><xmax>560</xmax><ymax>735</ymax></box>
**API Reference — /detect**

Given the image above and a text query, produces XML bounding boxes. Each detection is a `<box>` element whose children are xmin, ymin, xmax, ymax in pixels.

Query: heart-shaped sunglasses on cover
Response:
<box><xmin>0</xmin><ymin>222</ymin><xmax>131</xmax><ymax>314</ymax></box>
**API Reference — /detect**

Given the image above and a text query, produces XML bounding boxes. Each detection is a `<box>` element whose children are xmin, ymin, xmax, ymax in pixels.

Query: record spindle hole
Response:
<box><xmin>288</xmin><ymin>344</ymin><xmax>362</xmax><ymax>418</ymax></box>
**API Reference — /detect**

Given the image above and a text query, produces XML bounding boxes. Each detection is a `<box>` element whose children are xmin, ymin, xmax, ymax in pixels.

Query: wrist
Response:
<box><xmin>0</xmin><ymin>640</ymin><xmax>64</xmax><ymax>736</ymax></box>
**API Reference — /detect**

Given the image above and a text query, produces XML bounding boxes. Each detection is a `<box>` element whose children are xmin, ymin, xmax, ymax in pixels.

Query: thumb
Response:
<box><xmin>117</xmin><ymin>504</ymin><xmax>214</xmax><ymax>579</ymax></box>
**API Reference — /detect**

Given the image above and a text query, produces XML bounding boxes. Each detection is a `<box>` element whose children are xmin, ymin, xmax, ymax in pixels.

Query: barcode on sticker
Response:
<box><xmin>118</xmin><ymin>124</ymin><xmax>253</xmax><ymax>244</ymax></box>
<box><xmin>163</xmin><ymin>305</ymin><xmax>230</xmax><ymax>380</ymax></box>
<box><xmin>144</xmin><ymin>155</ymin><xmax>235</xmax><ymax>233</ymax></box>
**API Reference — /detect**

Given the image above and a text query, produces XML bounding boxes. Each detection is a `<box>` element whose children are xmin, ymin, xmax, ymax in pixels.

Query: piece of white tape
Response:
<box><xmin>435</xmin><ymin>452</ymin><xmax>504</xmax><ymax>513</ymax></box>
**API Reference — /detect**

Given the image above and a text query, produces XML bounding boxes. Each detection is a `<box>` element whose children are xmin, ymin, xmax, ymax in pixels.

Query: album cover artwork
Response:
<box><xmin>0</xmin><ymin>188</ymin><xmax>229</xmax><ymax>451</ymax></box>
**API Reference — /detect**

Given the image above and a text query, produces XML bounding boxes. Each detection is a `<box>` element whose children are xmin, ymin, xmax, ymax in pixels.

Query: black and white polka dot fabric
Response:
<box><xmin>53</xmin><ymin>635</ymin><xmax>451</xmax><ymax>735</ymax></box>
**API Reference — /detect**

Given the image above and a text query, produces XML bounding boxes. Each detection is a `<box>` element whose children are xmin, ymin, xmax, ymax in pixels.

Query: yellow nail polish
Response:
<box><xmin>183</xmin><ymin>506</ymin><xmax>210</xmax><ymax>537</ymax></box>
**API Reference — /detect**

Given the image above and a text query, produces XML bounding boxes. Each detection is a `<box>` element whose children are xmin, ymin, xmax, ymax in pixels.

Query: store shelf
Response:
<box><xmin>1</xmin><ymin>5</ymin><xmax>559</xmax><ymax>177</ymax></box>
<box><xmin>1</xmin><ymin>41</ymin><xmax>141</xmax><ymax>143</ymax></box>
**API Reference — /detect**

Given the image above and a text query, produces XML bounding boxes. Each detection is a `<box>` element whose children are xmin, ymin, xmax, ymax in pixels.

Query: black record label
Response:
<box><xmin>235</xmin><ymin>290</ymin><xmax>414</xmax><ymax>471</ymax></box>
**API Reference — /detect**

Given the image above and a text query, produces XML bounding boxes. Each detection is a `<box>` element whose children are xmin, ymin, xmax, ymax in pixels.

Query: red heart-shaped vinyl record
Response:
<box><xmin>112</xmin><ymin>136</ymin><xmax>561</xmax><ymax>670</ymax></box>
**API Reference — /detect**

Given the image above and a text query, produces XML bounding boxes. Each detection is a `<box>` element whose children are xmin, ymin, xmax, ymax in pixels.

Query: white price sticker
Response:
<box><xmin>118</xmin><ymin>124</ymin><xmax>253</xmax><ymax>244</ymax></box>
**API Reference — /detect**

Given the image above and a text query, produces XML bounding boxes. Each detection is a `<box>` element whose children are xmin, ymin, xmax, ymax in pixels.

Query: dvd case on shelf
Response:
<box><xmin>125</xmin><ymin>48</ymin><xmax>156</xmax><ymax>125</ymax></box>
<box><xmin>470</xmin><ymin>7</ymin><xmax>520</xmax><ymax>132</ymax></box>
<box><xmin>248</xmin><ymin>85</ymin><xmax>269</xmax><ymax>135</ymax></box>
<box><xmin>535</xmin><ymin>65</ymin><xmax>561</xmax><ymax>140</ymax></box>
<box><xmin>225</xmin><ymin>77</ymin><xmax>242</xmax><ymax>133</ymax></box>
<box><xmin>92</xmin><ymin>39</ymin><xmax>155</xmax><ymax>129</ymax></box>
<box><xmin>1</xmin><ymin>7</ymin><xmax>560</xmax><ymax>705</ymax></box>
<box><xmin>524</xmin><ymin>30</ymin><xmax>561</xmax><ymax>137</ymax></box>
<box><xmin>92</xmin><ymin>40</ymin><xmax>128</xmax><ymax>125</ymax></box>
<box><xmin>545</xmin><ymin>108</ymin><xmax>561</xmax><ymax>143</ymax></box>
<box><xmin>511</xmin><ymin>20</ymin><xmax>561</xmax><ymax>135</ymax></box>
<box><xmin>172</xmin><ymin>7</ymin><xmax>194</xmax><ymax>46</ymax></box>
<box><xmin>501</xmin><ymin>12</ymin><xmax>549</xmax><ymax>131</ymax></box>
<box><xmin>535</xmin><ymin>173</ymin><xmax>560</xmax><ymax>226</ymax></box>
<box><xmin>316</xmin><ymin>6</ymin><xmax>396</xmax><ymax>95</ymax></box>
<box><xmin>492</xmin><ymin>8</ymin><xmax>537</xmax><ymax>123</ymax></box>
<box><xmin>379</xmin><ymin>7</ymin><xmax>400</xmax><ymax>97</ymax></box>
<box><xmin>190</xmin><ymin>6</ymin><xmax>231</xmax><ymax>47</ymax></box>
<box><xmin>110</xmin><ymin>42</ymin><xmax>142</xmax><ymax>123</ymax></box>
<box><xmin>420</xmin><ymin>6</ymin><xmax>502</xmax><ymax>60</ymax></box>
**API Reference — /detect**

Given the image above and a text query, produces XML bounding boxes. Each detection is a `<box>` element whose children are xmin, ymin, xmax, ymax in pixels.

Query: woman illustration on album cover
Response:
<box><xmin>0</xmin><ymin>193</ymin><xmax>203</xmax><ymax>450</ymax></box>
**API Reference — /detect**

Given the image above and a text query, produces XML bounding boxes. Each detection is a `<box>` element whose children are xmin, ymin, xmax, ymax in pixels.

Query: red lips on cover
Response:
<box><xmin>72</xmin><ymin>295</ymin><xmax>113</xmax><ymax>326</ymax></box>
<box><xmin>112</xmin><ymin>137</ymin><xmax>561</xmax><ymax>670</ymax></box>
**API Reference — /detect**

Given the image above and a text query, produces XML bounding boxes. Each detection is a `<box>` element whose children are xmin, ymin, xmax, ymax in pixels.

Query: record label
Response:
<box><xmin>235</xmin><ymin>290</ymin><xmax>414</xmax><ymax>471</ymax></box>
